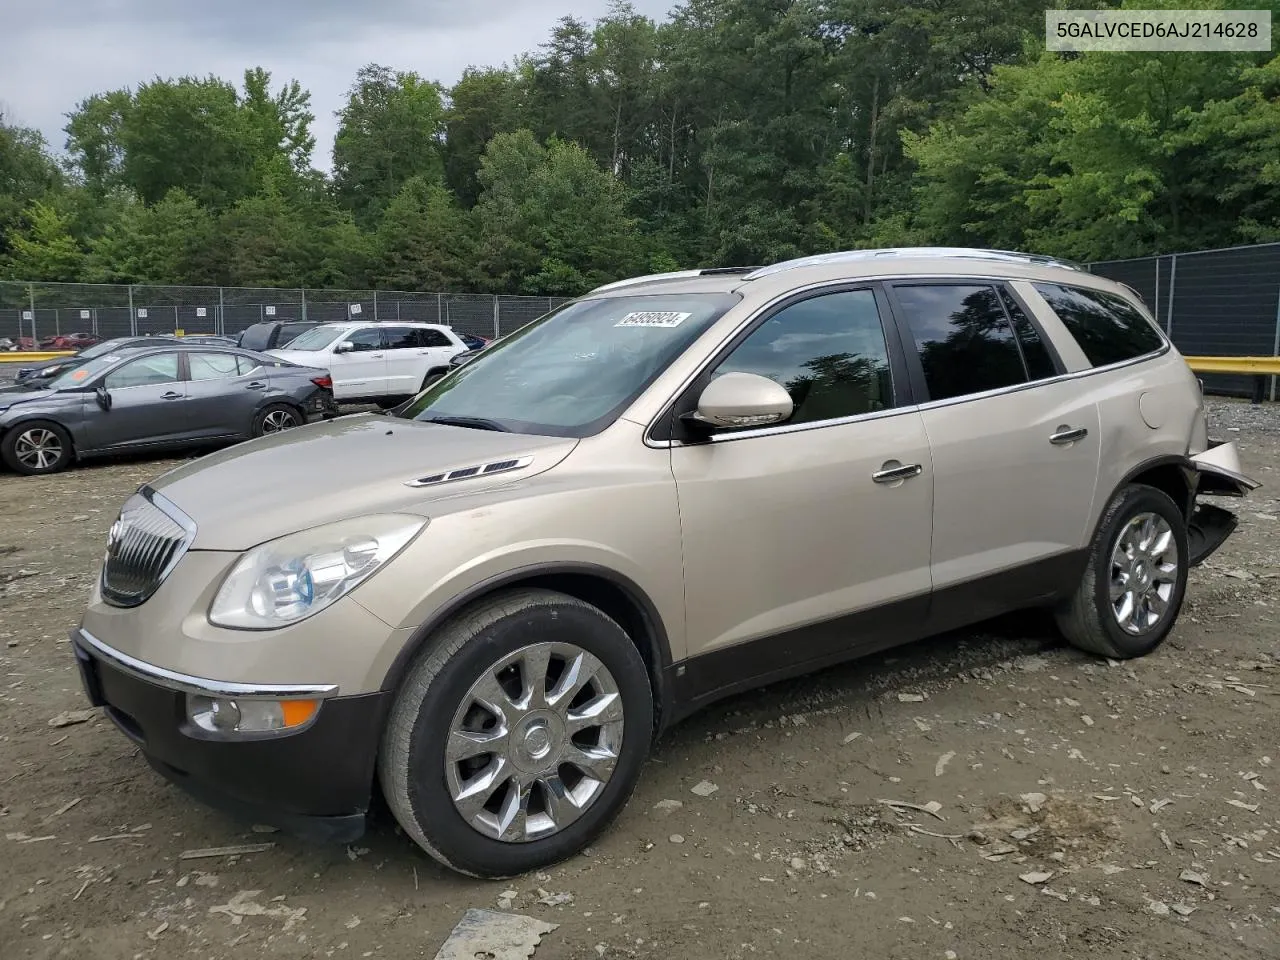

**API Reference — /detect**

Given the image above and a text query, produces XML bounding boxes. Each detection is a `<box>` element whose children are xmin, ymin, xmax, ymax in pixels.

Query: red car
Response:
<box><xmin>40</xmin><ymin>332</ymin><xmax>101</xmax><ymax>350</ymax></box>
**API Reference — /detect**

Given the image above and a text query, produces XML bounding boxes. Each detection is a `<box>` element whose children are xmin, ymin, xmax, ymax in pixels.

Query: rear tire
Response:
<box><xmin>1055</xmin><ymin>484</ymin><xmax>1188</xmax><ymax>659</ymax></box>
<box><xmin>419</xmin><ymin>367</ymin><xmax>448</xmax><ymax>392</ymax></box>
<box><xmin>252</xmin><ymin>403</ymin><xmax>302</xmax><ymax>437</ymax></box>
<box><xmin>378</xmin><ymin>589</ymin><xmax>653</xmax><ymax>879</ymax></box>
<box><xmin>2</xmin><ymin>420</ymin><xmax>74</xmax><ymax>475</ymax></box>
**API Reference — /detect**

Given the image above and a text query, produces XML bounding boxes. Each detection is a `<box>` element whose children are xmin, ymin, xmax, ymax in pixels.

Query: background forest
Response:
<box><xmin>3</xmin><ymin>0</ymin><xmax>1279</xmax><ymax>296</ymax></box>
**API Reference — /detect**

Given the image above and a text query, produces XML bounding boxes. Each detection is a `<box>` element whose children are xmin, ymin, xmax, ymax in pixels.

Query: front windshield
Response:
<box><xmin>281</xmin><ymin>326</ymin><xmax>347</xmax><ymax>351</ymax></box>
<box><xmin>45</xmin><ymin>353</ymin><xmax>128</xmax><ymax>390</ymax></box>
<box><xmin>398</xmin><ymin>292</ymin><xmax>740</xmax><ymax>437</ymax></box>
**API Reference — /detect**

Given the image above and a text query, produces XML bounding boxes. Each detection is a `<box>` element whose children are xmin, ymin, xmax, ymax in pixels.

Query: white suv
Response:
<box><xmin>269</xmin><ymin>322</ymin><xmax>469</xmax><ymax>403</ymax></box>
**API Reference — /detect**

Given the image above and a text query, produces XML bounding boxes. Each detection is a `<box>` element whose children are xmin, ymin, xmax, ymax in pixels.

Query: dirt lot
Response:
<box><xmin>1</xmin><ymin>399</ymin><xmax>1278</xmax><ymax>960</ymax></box>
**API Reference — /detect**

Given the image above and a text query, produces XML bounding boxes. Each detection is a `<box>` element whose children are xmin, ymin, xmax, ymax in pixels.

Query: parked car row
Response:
<box><xmin>0</xmin><ymin>342</ymin><xmax>337</xmax><ymax>475</ymax></box>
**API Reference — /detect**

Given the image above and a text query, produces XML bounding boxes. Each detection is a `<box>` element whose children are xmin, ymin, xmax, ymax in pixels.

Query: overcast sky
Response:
<box><xmin>1</xmin><ymin>0</ymin><xmax>676</xmax><ymax>169</ymax></box>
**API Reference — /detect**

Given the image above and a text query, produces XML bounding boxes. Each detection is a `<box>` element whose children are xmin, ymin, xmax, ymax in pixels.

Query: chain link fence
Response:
<box><xmin>1087</xmin><ymin>241</ymin><xmax>1280</xmax><ymax>400</ymax></box>
<box><xmin>0</xmin><ymin>282</ymin><xmax>570</xmax><ymax>345</ymax></box>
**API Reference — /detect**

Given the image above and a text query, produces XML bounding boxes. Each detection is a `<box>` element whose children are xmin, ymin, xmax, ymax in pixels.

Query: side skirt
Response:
<box><xmin>664</xmin><ymin>550</ymin><xmax>1087</xmax><ymax>726</ymax></box>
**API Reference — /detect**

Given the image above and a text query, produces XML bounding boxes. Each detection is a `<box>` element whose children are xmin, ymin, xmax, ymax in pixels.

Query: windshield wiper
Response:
<box><xmin>422</xmin><ymin>415</ymin><xmax>509</xmax><ymax>432</ymax></box>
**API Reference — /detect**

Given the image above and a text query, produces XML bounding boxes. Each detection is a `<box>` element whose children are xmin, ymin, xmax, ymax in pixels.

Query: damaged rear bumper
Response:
<box><xmin>1187</xmin><ymin>440</ymin><xmax>1261</xmax><ymax>567</ymax></box>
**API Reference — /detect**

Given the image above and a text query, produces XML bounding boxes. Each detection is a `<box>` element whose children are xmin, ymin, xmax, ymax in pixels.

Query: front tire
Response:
<box><xmin>1055</xmin><ymin>484</ymin><xmax>1189</xmax><ymax>659</ymax></box>
<box><xmin>378</xmin><ymin>589</ymin><xmax>653</xmax><ymax>879</ymax></box>
<box><xmin>2</xmin><ymin>420</ymin><xmax>74</xmax><ymax>475</ymax></box>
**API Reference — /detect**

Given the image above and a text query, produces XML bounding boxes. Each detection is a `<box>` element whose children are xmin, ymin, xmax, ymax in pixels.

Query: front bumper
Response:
<box><xmin>70</xmin><ymin>628</ymin><xmax>385</xmax><ymax>843</ymax></box>
<box><xmin>1187</xmin><ymin>440</ymin><xmax>1262</xmax><ymax>567</ymax></box>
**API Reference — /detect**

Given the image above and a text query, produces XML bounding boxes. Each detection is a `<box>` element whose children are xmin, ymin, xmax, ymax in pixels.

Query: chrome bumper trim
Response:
<box><xmin>72</xmin><ymin>628</ymin><xmax>339</xmax><ymax>700</ymax></box>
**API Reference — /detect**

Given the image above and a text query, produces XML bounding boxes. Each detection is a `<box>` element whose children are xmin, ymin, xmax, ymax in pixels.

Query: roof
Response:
<box><xmin>584</xmin><ymin>247</ymin><xmax>1128</xmax><ymax>299</ymax></box>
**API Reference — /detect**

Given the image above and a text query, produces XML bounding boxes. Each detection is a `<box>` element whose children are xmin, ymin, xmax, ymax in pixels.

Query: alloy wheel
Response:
<box><xmin>261</xmin><ymin>410</ymin><xmax>299</xmax><ymax>433</ymax></box>
<box><xmin>1109</xmin><ymin>512</ymin><xmax>1179</xmax><ymax>635</ymax></box>
<box><xmin>14</xmin><ymin>428</ymin><xmax>62</xmax><ymax>471</ymax></box>
<box><xmin>445</xmin><ymin>641</ymin><xmax>625</xmax><ymax>843</ymax></box>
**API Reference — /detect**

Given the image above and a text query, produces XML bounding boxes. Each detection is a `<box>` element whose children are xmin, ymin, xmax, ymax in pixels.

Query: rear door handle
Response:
<box><xmin>873</xmin><ymin>461</ymin><xmax>923</xmax><ymax>484</ymax></box>
<box><xmin>1050</xmin><ymin>426</ymin><xmax>1089</xmax><ymax>446</ymax></box>
<box><xmin>246</xmin><ymin>381</ymin><xmax>267</xmax><ymax>390</ymax></box>
<box><xmin>160</xmin><ymin>391</ymin><xmax>183</xmax><ymax>400</ymax></box>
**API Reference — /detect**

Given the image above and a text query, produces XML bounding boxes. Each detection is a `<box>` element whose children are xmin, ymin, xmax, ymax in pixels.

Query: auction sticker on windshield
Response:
<box><xmin>615</xmin><ymin>311</ymin><xmax>692</xmax><ymax>328</ymax></box>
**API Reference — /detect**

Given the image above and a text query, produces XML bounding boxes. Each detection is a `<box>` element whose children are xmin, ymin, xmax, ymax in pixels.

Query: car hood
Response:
<box><xmin>147</xmin><ymin>413</ymin><xmax>579</xmax><ymax>551</ymax></box>
<box><xmin>0</xmin><ymin>386</ymin><xmax>75</xmax><ymax>411</ymax></box>
<box><xmin>266</xmin><ymin>349</ymin><xmax>325</xmax><ymax>365</ymax></box>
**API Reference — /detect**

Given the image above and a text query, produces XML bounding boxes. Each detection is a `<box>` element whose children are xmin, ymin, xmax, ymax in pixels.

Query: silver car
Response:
<box><xmin>0</xmin><ymin>344</ymin><xmax>338</xmax><ymax>475</ymax></box>
<box><xmin>70</xmin><ymin>248</ymin><xmax>1258</xmax><ymax>878</ymax></box>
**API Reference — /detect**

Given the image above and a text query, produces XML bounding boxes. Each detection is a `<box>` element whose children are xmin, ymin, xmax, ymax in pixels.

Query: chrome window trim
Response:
<box><xmin>641</xmin><ymin>272</ymin><xmax>1172</xmax><ymax>450</ymax></box>
<box><xmin>74</xmin><ymin>628</ymin><xmax>339</xmax><ymax>699</ymax></box>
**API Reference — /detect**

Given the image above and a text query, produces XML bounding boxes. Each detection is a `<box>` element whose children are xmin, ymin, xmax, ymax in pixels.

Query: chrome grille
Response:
<box><xmin>100</xmin><ymin>490</ymin><xmax>196</xmax><ymax>608</ymax></box>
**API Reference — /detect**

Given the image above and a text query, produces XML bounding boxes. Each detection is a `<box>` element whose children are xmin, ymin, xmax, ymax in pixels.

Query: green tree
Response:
<box><xmin>84</xmin><ymin>188</ymin><xmax>219</xmax><ymax>284</ymax></box>
<box><xmin>2</xmin><ymin>201</ymin><xmax>84</xmax><ymax>281</ymax></box>
<box><xmin>443</xmin><ymin>67</ymin><xmax>526</xmax><ymax>207</ymax></box>
<box><xmin>332</xmin><ymin>64</ymin><xmax>448</xmax><ymax>224</ymax></box>
<box><xmin>373</xmin><ymin>176</ymin><xmax>477</xmax><ymax>290</ymax></box>
<box><xmin>0</xmin><ymin>118</ymin><xmax>63</xmax><ymax>260</ymax></box>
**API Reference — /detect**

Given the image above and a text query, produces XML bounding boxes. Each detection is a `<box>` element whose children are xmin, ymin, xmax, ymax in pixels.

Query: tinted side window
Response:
<box><xmin>237</xmin><ymin>324</ymin><xmax>271</xmax><ymax>351</ymax></box>
<box><xmin>417</xmin><ymin>329</ymin><xmax>452</xmax><ymax>348</ymax></box>
<box><xmin>106</xmin><ymin>354</ymin><xmax>180</xmax><ymax>389</ymax></box>
<box><xmin>999</xmin><ymin>287</ymin><xmax>1057</xmax><ymax>381</ymax></box>
<box><xmin>277</xmin><ymin>323</ymin><xmax>313</xmax><ymax>346</ymax></box>
<box><xmin>1032</xmin><ymin>283</ymin><xmax>1164</xmax><ymax>367</ymax></box>
<box><xmin>893</xmin><ymin>284</ymin><xmax>1027</xmax><ymax>402</ymax></box>
<box><xmin>188</xmin><ymin>352</ymin><xmax>242</xmax><ymax>381</ymax></box>
<box><xmin>382</xmin><ymin>327</ymin><xmax>421</xmax><ymax>350</ymax></box>
<box><xmin>344</xmin><ymin>328</ymin><xmax>385</xmax><ymax>352</ymax></box>
<box><xmin>713</xmin><ymin>290</ymin><xmax>893</xmax><ymax>425</ymax></box>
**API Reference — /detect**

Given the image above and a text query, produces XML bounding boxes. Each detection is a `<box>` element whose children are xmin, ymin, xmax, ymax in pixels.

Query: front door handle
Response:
<box><xmin>1050</xmin><ymin>425</ymin><xmax>1089</xmax><ymax>446</ymax></box>
<box><xmin>160</xmin><ymin>391</ymin><xmax>183</xmax><ymax>400</ymax></box>
<box><xmin>873</xmin><ymin>461</ymin><xmax>923</xmax><ymax>484</ymax></box>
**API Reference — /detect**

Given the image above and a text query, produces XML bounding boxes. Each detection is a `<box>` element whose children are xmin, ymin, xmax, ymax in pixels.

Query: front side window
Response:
<box><xmin>104</xmin><ymin>354</ymin><xmax>180</xmax><ymax>389</ymax></box>
<box><xmin>712</xmin><ymin>289</ymin><xmax>894</xmax><ymax>424</ymax></box>
<box><xmin>1033</xmin><ymin>283</ymin><xmax>1165</xmax><ymax>367</ymax></box>
<box><xmin>341</xmin><ymin>328</ymin><xmax>385</xmax><ymax>352</ymax></box>
<box><xmin>188</xmin><ymin>352</ymin><xmax>243</xmax><ymax>381</ymax></box>
<box><xmin>399</xmin><ymin>293</ymin><xmax>741</xmax><ymax>437</ymax></box>
<box><xmin>893</xmin><ymin>284</ymin><xmax>1027</xmax><ymax>402</ymax></box>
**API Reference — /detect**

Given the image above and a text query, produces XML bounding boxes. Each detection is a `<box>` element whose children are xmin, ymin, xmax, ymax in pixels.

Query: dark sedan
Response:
<box><xmin>0</xmin><ymin>344</ymin><xmax>337</xmax><ymax>475</ymax></box>
<box><xmin>15</xmin><ymin>335</ymin><xmax>179</xmax><ymax>382</ymax></box>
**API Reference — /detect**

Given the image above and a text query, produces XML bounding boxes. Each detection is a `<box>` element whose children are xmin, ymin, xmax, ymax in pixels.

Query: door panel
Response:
<box><xmin>671</xmin><ymin>286</ymin><xmax>933</xmax><ymax>676</ymax></box>
<box><xmin>87</xmin><ymin>353</ymin><xmax>187</xmax><ymax>449</ymax></box>
<box><xmin>182</xmin><ymin>352</ymin><xmax>263</xmax><ymax>438</ymax></box>
<box><xmin>673</xmin><ymin>412</ymin><xmax>935</xmax><ymax>663</ymax></box>
<box><xmin>327</xmin><ymin>327</ymin><xmax>387</xmax><ymax>398</ymax></box>
<box><xmin>381</xmin><ymin>326</ymin><xmax>434</xmax><ymax>396</ymax></box>
<box><xmin>885</xmin><ymin>280</ymin><xmax>1101</xmax><ymax>601</ymax></box>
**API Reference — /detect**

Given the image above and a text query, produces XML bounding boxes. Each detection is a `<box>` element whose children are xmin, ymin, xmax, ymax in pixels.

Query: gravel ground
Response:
<box><xmin>0</xmin><ymin>398</ymin><xmax>1277</xmax><ymax>959</ymax></box>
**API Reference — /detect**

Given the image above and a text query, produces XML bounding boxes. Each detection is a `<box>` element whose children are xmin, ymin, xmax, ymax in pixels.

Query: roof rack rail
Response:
<box><xmin>744</xmin><ymin>247</ymin><xmax>1086</xmax><ymax>280</ymax></box>
<box><xmin>589</xmin><ymin>265</ymin><xmax>763</xmax><ymax>294</ymax></box>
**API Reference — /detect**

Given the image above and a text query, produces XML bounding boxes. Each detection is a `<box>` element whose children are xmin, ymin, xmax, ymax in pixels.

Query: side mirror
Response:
<box><xmin>688</xmin><ymin>372</ymin><xmax>794</xmax><ymax>430</ymax></box>
<box><xmin>95</xmin><ymin>385</ymin><xmax>112</xmax><ymax>411</ymax></box>
<box><xmin>333</xmin><ymin>341</ymin><xmax>355</xmax><ymax>354</ymax></box>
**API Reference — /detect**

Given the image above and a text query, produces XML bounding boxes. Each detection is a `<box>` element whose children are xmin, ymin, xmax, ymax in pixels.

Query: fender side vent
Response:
<box><xmin>406</xmin><ymin>456</ymin><xmax>534</xmax><ymax>488</ymax></box>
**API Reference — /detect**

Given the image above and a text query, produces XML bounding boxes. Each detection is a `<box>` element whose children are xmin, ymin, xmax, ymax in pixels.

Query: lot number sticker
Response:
<box><xmin>615</xmin><ymin>311</ymin><xmax>692</xmax><ymax>328</ymax></box>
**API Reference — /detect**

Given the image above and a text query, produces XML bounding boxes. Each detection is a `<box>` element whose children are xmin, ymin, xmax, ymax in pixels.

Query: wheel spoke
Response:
<box><xmin>1147</xmin><ymin>591</ymin><xmax>1170</xmax><ymax>620</ymax></box>
<box><xmin>519</xmin><ymin>645</ymin><xmax>553</xmax><ymax>709</ymax></box>
<box><xmin>546</xmin><ymin>650</ymin><xmax>602</xmax><ymax>710</ymax></box>
<box><xmin>1109</xmin><ymin>569</ymin><xmax>1131</xmax><ymax>601</ymax></box>
<box><xmin>1149</xmin><ymin>527</ymin><xmax>1174</xmax><ymax>559</ymax></box>
<box><xmin>452</xmin><ymin>757</ymin><xmax>510</xmax><ymax>819</ymax></box>
<box><xmin>448</xmin><ymin>723</ymin><xmax>509</xmax><ymax>762</ymax></box>
<box><xmin>563</xmin><ymin>743</ymin><xmax>618</xmax><ymax>784</ymax></box>
<box><xmin>566</xmin><ymin>691</ymin><xmax>624</xmax><ymax>735</ymax></box>
<box><xmin>538</xmin><ymin>773</ymin><xmax>583</xmax><ymax>830</ymax></box>
<box><xmin>495</xmin><ymin>777</ymin><xmax>532</xmax><ymax>841</ymax></box>
<box><xmin>1115</xmin><ymin>591</ymin><xmax>1136</xmax><ymax>629</ymax></box>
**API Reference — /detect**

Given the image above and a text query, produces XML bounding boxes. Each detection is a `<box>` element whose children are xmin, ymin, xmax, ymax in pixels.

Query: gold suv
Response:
<box><xmin>70</xmin><ymin>248</ymin><xmax>1259</xmax><ymax>878</ymax></box>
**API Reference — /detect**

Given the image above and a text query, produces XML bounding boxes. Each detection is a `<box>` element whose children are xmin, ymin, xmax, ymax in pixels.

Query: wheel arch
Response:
<box><xmin>1112</xmin><ymin>455</ymin><xmax>1197</xmax><ymax>522</ymax></box>
<box><xmin>1</xmin><ymin>414</ymin><xmax>79</xmax><ymax>458</ymax></box>
<box><xmin>379</xmin><ymin>563</ymin><xmax>674</xmax><ymax>738</ymax></box>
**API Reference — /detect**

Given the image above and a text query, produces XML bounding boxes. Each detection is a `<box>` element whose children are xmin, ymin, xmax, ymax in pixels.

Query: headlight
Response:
<box><xmin>209</xmin><ymin>514</ymin><xmax>426</xmax><ymax>629</ymax></box>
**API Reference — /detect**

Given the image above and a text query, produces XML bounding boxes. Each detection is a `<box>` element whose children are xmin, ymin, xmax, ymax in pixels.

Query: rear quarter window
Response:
<box><xmin>1032</xmin><ymin>283</ymin><xmax>1165</xmax><ymax>367</ymax></box>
